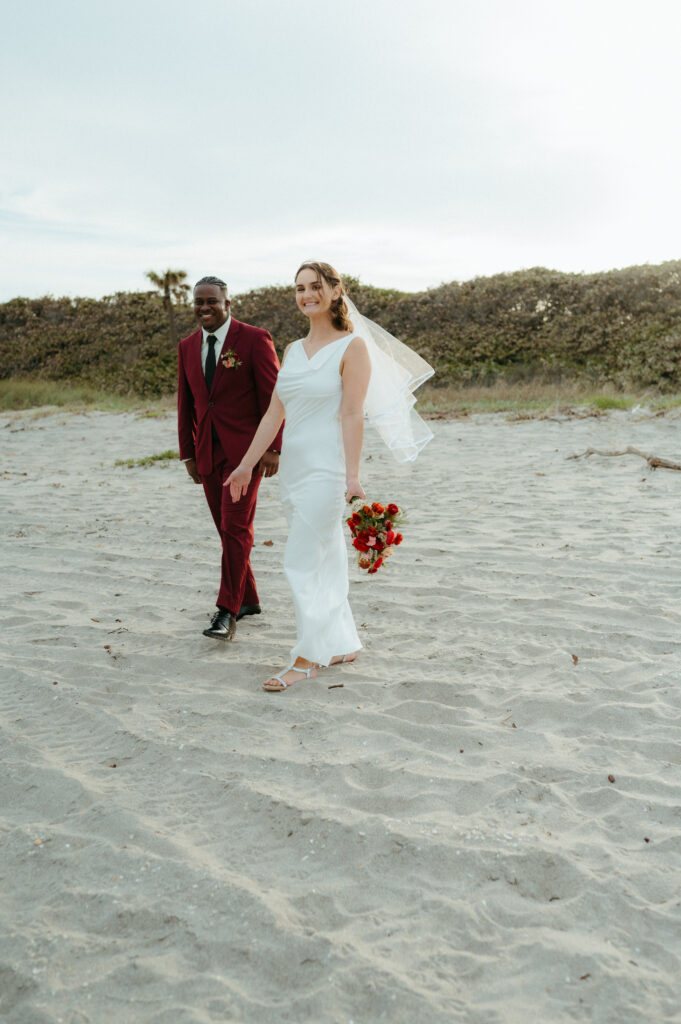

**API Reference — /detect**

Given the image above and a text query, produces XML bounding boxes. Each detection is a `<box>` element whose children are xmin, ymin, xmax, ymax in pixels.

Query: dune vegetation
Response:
<box><xmin>1</xmin><ymin>261</ymin><xmax>680</xmax><ymax>412</ymax></box>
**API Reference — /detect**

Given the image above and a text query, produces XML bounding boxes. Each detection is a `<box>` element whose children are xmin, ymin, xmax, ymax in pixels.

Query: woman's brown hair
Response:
<box><xmin>295</xmin><ymin>260</ymin><xmax>353</xmax><ymax>333</ymax></box>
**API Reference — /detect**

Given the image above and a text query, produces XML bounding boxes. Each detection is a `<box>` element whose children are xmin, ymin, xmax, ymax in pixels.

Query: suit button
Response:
<box><xmin>208</xmin><ymin>401</ymin><xmax>215</xmax><ymax>408</ymax></box>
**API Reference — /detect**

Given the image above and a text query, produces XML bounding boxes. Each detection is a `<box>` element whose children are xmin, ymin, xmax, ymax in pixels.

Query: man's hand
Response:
<box><xmin>256</xmin><ymin>451</ymin><xmax>280</xmax><ymax>478</ymax></box>
<box><xmin>184</xmin><ymin>458</ymin><xmax>201</xmax><ymax>484</ymax></box>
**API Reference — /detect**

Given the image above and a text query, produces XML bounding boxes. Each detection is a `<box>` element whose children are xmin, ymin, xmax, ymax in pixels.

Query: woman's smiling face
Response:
<box><xmin>295</xmin><ymin>268</ymin><xmax>338</xmax><ymax>318</ymax></box>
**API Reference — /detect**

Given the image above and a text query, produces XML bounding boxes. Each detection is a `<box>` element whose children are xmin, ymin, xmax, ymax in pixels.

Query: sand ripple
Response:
<box><xmin>1</xmin><ymin>408</ymin><xmax>680</xmax><ymax>1022</ymax></box>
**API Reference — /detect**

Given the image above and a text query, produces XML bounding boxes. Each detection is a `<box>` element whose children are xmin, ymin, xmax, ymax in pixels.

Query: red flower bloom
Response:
<box><xmin>347</xmin><ymin>497</ymin><xmax>404</xmax><ymax>574</ymax></box>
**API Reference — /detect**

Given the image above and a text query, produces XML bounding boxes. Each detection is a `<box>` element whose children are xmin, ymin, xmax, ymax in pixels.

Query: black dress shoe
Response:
<box><xmin>203</xmin><ymin>608</ymin><xmax>236</xmax><ymax>641</ymax></box>
<box><xmin>236</xmin><ymin>603</ymin><xmax>261</xmax><ymax>622</ymax></box>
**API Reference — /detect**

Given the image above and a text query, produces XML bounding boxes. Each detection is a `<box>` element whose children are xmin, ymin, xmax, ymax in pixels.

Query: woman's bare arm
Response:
<box><xmin>225</xmin><ymin>345</ymin><xmax>293</xmax><ymax>501</ymax></box>
<box><xmin>340</xmin><ymin>336</ymin><xmax>371</xmax><ymax>502</ymax></box>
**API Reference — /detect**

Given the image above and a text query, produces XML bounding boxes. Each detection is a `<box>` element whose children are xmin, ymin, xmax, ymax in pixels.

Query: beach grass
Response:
<box><xmin>2</xmin><ymin>376</ymin><xmax>680</xmax><ymax>419</ymax></box>
<box><xmin>0</xmin><ymin>379</ymin><xmax>175</xmax><ymax>415</ymax></box>
<box><xmin>416</xmin><ymin>382</ymin><xmax>681</xmax><ymax>418</ymax></box>
<box><xmin>114</xmin><ymin>449</ymin><xmax>179</xmax><ymax>469</ymax></box>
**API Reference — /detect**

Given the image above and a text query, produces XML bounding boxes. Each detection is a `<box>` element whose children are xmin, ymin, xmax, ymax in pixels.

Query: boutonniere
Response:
<box><xmin>221</xmin><ymin>348</ymin><xmax>242</xmax><ymax>370</ymax></box>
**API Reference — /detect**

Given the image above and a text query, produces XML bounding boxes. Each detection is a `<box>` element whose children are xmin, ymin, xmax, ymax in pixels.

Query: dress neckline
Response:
<box><xmin>300</xmin><ymin>333</ymin><xmax>354</xmax><ymax>363</ymax></box>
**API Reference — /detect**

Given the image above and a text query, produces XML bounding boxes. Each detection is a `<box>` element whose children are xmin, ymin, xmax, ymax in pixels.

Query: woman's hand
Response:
<box><xmin>224</xmin><ymin>464</ymin><xmax>252</xmax><ymax>502</ymax></box>
<box><xmin>345</xmin><ymin>477</ymin><xmax>366</xmax><ymax>503</ymax></box>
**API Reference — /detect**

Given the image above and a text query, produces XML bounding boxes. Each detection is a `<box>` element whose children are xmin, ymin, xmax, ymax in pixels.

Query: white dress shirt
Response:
<box><xmin>181</xmin><ymin>316</ymin><xmax>232</xmax><ymax>462</ymax></box>
<box><xmin>201</xmin><ymin>315</ymin><xmax>232</xmax><ymax>372</ymax></box>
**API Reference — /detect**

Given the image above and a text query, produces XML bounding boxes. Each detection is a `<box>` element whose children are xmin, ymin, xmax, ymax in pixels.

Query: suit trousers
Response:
<box><xmin>201</xmin><ymin>440</ymin><xmax>262</xmax><ymax>614</ymax></box>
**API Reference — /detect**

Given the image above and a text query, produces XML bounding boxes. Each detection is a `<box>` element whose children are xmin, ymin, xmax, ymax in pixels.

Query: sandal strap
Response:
<box><xmin>271</xmin><ymin>662</ymin><xmax>296</xmax><ymax>688</ymax></box>
<box><xmin>323</xmin><ymin>654</ymin><xmax>353</xmax><ymax>668</ymax></box>
<box><xmin>266</xmin><ymin>662</ymin><xmax>315</xmax><ymax>689</ymax></box>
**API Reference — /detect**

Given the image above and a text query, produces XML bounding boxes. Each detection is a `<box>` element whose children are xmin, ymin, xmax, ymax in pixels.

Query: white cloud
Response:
<box><xmin>1</xmin><ymin>0</ymin><xmax>680</xmax><ymax>300</ymax></box>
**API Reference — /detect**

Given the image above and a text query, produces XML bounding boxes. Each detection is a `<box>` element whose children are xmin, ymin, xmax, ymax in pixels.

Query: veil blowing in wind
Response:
<box><xmin>345</xmin><ymin>296</ymin><xmax>434</xmax><ymax>463</ymax></box>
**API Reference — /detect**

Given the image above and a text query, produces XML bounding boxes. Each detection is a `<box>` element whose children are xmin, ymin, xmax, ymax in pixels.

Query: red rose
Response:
<box><xmin>368</xmin><ymin>565</ymin><xmax>378</xmax><ymax>574</ymax></box>
<box><xmin>371</xmin><ymin>502</ymin><xmax>384</xmax><ymax>515</ymax></box>
<box><xmin>385</xmin><ymin>521</ymin><xmax>392</xmax><ymax>530</ymax></box>
<box><xmin>358</xmin><ymin>530</ymin><xmax>370</xmax><ymax>542</ymax></box>
<box><xmin>373</xmin><ymin>557</ymin><xmax>384</xmax><ymax>571</ymax></box>
<box><xmin>394</xmin><ymin>533</ymin><xmax>403</xmax><ymax>545</ymax></box>
<box><xmin>362</xmin><ymin>505</ymin><xmax>372</xmax><ymax>515</ymax></box>
<box><xmin>374</xmin><ymin>539</ymin><xmax>385</xmax><ymax>551</ymax></box>
<box><xmin>367</xmin><ymin>526</ymin><xmax>378</xmax><ymax>537</ymax></box>
<box><xmin>351</xmin><ymin>512</ymin><xmax>362</xmax><ymax>524</ymax></box>
<box><xmin>353</xmin><ymin>539</ymin><xmax>370</xmax><ymax>551</ymax></box>
<box><xmin>386</xmin><ymin>530</ymin><xmax>395</xmax><ymax>544</ymax></box>
<box><xmin>346</xmin><ymin>517</ymin><xmax>355</xmax><ymax>528</ymax></box>
<box><xmin>387</xmin><ymin>503</ymin><xmax>399</xmax><ymax>516</ymax></box>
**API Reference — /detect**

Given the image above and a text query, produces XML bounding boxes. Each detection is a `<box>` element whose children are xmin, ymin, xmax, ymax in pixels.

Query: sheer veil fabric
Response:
<box><xmin>345</xmin><ymin>297</ymin><xmax>435</xmax><ymax>463</ymax></box>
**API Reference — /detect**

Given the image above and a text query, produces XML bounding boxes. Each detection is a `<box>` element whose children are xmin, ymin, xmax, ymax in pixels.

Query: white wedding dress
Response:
<box><xmin>275</xmin><ymin>334</ymin><xmax>362</xmax><ymax>667</ymax></box>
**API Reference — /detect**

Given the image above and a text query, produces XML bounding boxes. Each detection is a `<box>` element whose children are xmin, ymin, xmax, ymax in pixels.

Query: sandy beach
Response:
<box><xmin>1</xmin><ymin>405</ymin><xmax>680</xmax><ymax>1023</ymax></box>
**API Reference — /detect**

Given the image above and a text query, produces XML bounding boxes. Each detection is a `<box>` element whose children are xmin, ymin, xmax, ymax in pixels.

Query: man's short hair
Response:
<box><xmin>194</xmin><ymin>275</ymin><xmax>229</xmax><ymax>298</ymax></box>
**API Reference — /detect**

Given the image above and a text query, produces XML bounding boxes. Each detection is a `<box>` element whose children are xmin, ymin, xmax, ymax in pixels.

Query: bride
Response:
<box><xmin>226</xmin><ymin>260</ymin><xmax>433</xmax><ymax>692</ymax></box>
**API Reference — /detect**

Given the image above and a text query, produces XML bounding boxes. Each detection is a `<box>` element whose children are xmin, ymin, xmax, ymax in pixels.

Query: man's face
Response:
<box><xmin>193</xmin><ymin>284</ymin><xmax>230</xmax><ymax>332</ymax></box>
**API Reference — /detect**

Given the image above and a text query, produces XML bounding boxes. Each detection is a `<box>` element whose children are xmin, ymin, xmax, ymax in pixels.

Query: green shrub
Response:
<box><xmin>2</xmin><ymin>261</ymin><xmax>681</xmax><ymax>394</ymax></box>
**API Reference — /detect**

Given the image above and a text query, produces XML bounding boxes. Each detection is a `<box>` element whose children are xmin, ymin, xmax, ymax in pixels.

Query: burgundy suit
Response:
<box><xmin>177</xmin><ymin>319</ymin><xmax>284</xmax><ymax>614</ymax></box>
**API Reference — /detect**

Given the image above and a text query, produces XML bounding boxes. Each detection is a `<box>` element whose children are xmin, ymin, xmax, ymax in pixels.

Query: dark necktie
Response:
<box><xmin>205</xmin><ymin>334</ymin><xmax>217</xmax><ymax>391</ymax></box>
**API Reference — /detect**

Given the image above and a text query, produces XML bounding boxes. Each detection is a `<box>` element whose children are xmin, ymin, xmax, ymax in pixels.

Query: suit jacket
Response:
<box><xmin>177</xmin><ymin>319</ymin><xmax>284</xmax><ymax>475</ymax></box>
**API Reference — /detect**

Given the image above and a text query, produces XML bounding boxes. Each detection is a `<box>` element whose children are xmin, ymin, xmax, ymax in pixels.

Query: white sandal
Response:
<box><xmin>262</xmin><ymin>662</ymin><xmax>317</xmax><ymax>692</ymax></box>
<box><xmin>326</xmin><ymin>653</ymin><xmax>357</xmax><ymax>667</ymax></box>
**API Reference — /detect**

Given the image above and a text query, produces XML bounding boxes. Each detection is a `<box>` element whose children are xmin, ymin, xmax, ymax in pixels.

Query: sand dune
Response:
<box><xmin>1</xmin><ymin>406</ymin><xmax>680</xmax><ymax>1023</ymax></box>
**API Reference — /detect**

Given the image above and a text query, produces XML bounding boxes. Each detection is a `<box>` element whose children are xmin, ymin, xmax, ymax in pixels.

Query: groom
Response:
<box><xmin>177</xmin><ymin>275</ymin><xmax>283</xmax><ymax>641</ymax></box>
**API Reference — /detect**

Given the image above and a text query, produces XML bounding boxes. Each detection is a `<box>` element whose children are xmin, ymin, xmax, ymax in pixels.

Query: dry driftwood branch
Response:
<box><xmin>567</xmin><ymin>446</ymin><xmax>681</xmax><ymax>471</ymax></box>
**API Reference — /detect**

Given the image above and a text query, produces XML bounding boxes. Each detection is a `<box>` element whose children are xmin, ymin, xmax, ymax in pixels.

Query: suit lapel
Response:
<box><xmin>187</xmin><ymin>329</ymin><xmax>207</xmax><ymax>397</ymax></box>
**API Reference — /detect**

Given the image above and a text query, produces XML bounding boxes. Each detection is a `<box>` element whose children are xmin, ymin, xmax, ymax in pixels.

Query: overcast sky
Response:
<box><xmin>2</xmin><ymin>0</ymin><xmax>680</xmax><ymax>300</ymax></box>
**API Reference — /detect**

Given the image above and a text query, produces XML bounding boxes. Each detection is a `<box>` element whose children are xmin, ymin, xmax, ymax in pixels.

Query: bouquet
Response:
<box><xmin>346</xmin><ymin>500</ymin><xmax>404</xmax><ymax>574</ymax></box>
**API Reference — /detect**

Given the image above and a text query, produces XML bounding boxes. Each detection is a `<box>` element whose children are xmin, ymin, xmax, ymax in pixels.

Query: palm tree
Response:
<box><xmin>146</xmin><ymin>269</ymin><xmax>191</xmax><ymax>346</ymax></box>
